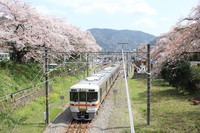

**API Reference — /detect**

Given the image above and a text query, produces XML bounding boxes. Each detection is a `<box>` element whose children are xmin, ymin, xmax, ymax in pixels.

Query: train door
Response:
<box><xmin>100</xmin><ymin>88</ymin><xmax>102</xmax><ymax>103</ymax></box>
<box><xmin>78</xmin><ymin>91</ymin><xmax>88</xmax><ymax>111</ymax></box>
<box><xmin>106</xmin><ymin>82</ymin><xmax>108</xmax><ymax>92</ymax></box>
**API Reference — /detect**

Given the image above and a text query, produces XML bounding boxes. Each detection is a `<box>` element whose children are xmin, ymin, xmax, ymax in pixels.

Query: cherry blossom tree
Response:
<box><xmin>151</xmin><ymin>3</ymin><xmax>200</xmax><ymax>77</ymax></box>
<box><xmin>0</xmin><ymin>0</ymin><xmax>101</xmax><ymax>62</ymax></box>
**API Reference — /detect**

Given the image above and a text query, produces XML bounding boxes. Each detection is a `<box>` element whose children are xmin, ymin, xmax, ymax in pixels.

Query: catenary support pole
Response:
<box><xmin>147</xmin><ymin>44</ymin><xmax>151</xmax><ymax>125</ymax></box>
<box><xmin>45</xmin><ymin>45</ymin><xmax>49</xmax><ymax>124</ymax></box>
<box><xmin>126</xmin><ymin>53</ymin><xmax>129</xmax><ymax>77</ymax></box>
<box><xmin>86</xmin><ymin>53</ymin><xmax>89</xmax><ymax>77</ymax></box>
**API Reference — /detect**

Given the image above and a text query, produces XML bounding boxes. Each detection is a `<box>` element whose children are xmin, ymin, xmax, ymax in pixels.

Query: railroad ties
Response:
<box><xmin>65</xmin><ymin>119</ymin><xmax>91</xmax><ymax>133</ymax></box>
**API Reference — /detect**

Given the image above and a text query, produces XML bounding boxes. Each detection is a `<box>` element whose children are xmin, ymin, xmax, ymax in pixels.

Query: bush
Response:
<box><xmin>161</xmin><ymin>59</ymin><xmax>196</xmax><ymax>92</ymax></box>
<box><xmin>0</xmin><ymin>61</ymin><xmax>43</xmax><ymax>97</ymax></box>
<box><xmin>191</xmin><ymin>65</ymin><xmax>200</xmax><ymax>89</ymax></box>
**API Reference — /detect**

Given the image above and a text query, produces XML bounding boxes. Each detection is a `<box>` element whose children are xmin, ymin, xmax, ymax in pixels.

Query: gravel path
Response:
<box><xmin>44</xmin><ymin>76</ymin><xmax>131</xmax><ymax>133</ymax></box>
<box><xmin>87</xmin><ymin>77</ymin><xmax>130</xmax><ymax>133</ymax></box>
<box><xmin>43</xmin><ymin>107</ymin><xmax>72</xmax><ymax>133</ymax></box>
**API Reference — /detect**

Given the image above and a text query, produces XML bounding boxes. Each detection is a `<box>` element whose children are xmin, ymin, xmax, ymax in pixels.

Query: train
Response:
<box><xmin>69</xmin><ymin>63</ymin><xmax>121</xmax><ymax>120</ymax></box>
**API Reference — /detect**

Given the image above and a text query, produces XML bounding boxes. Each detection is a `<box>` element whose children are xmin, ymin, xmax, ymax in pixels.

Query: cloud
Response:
<box><xmin>160</xmin><ymin>17</ymin><xmax>170</xmax><ymax>21</ymax></box>
<box><xmin>133</xmin><ymin>18</ymin><xmax>156</xmax><ymax>27</ymax></box>
<box><xmin>43</xmin><ymin>0</ymin><xmax>156</xmax><ymax>15</ymax></box>
<box><xmin>35</xmin><ymin>6</ymin><xmax>66</xmax><ymax>16</ymax></box>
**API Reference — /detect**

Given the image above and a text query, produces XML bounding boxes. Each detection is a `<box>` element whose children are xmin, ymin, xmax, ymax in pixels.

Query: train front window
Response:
<box><xmin>79</xmin><ymin>92</ymin><xmax>86</xmax><ymax>102</ymax></box>
<box><xmin>87</xmin><ymin>92</ymin><xmax>98</xmax><ymax>102</ymax></box>
<box><xmin>70</xmin><ymin>92</ymin><xmax>78</xmax><ymax>101</ymax></box>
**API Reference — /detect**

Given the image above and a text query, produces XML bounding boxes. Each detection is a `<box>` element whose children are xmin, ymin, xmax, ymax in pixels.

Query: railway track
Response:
<box><xmin>64</xmin><ymin>65</ymin><xmax>123</xmax><ymax>133</ymax></box>
<box><xmin>64</xmin><ymin>119</ymin><xmax>91</xmax><ymax>133</ymax></box>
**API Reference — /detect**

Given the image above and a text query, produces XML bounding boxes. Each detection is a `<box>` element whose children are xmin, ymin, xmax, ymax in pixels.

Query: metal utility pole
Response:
<box><xmin>112</xmin><ymin>52</ymin><xmax>114</xmax><ymax>65</ymax></box>
<box><xmin>147</xmin><ymin>44</ymin><xmax>151</xmax><ymax>125</ymax></box>
<box><xmin>117</xmin><ymin>43</ymin><xmax>129</xmax><ymax>77</ymax></box>
<box><xmin>86</xmin><ymin>53</ymin><xmax>89</xmax><ymax>77</ymax></box>
<box><xmin>126</xmin><ymin>53</ymin><xmax>129</xmax><ymax>77</ymax></box>
<box><xmin>45</xmin><ymin>45</ymin><xmax>49</xmax><ymax>124</ymax></box>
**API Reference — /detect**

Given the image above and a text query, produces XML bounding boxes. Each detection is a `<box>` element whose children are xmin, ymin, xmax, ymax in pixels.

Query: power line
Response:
<box><xmin>11</xmin><ymin>98</ymin><xmax>32</xmax><ymax>133</ymax></box>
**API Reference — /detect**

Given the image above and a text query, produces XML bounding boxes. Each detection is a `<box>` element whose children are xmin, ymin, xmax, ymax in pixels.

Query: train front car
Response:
<box><xmin>69</xmin><ymin>83</ymin><xmax>100</xmax><ymax>120</ymax></box>
<box><xmin>69</xmin><ymin>64</ymin><xmax>121</xmax><ymax>120</ymax></box>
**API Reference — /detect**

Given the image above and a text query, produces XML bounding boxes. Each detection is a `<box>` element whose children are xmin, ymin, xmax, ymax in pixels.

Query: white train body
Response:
<box><xmin>69</xmin><ymin>64</ymin><xmax>121</xmax><ymax>120</ymax></box>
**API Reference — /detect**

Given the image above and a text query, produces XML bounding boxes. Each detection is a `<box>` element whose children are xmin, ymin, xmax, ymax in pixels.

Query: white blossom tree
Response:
<box><xmin>151</xmin><ymin>4</ymin><xmax>200</xmax><ymax>77</ymax></box>
<box><xmin>0</xmin><ymin>0</ymin><xmax>101</xmax><ymax>62</ymax></box>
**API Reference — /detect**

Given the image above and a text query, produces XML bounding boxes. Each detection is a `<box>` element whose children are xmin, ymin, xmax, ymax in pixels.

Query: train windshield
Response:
<box><xmin>79</xmin><ymin>92</ymin><xmax>86</xmax><ymax>102</ymax></box>
<box><xmin>87</xmin><ymin>92</ymin><xmax>98</xmax><ymax>102</ymax></box>
<box><xmin>70</xmin><ymin>92</ymin><xmax>78</xmax><ymax>101</ymax></box>
<box><xmin>70</xmin><ymin>91</ymin><xmax>98</xmax><ymax>102</ymax></box>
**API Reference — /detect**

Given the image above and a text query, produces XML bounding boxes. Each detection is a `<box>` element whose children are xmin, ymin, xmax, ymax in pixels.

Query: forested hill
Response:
<box><xmin>88</xmin><ymin>28</ymin><xmax>156</xmax><ymax>51</ymax></box>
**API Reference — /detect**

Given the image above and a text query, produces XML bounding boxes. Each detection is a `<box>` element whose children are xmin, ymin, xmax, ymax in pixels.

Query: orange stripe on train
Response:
<box><xmin>70</xmin><ymin>102</ymin><xmax>100</xmax><ymax>106</ymax></box>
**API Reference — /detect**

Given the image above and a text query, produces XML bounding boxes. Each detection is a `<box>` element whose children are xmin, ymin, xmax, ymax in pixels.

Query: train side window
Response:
<box><xmin>70</xmin><ymin>92</ymin><xmax>78</xmax><ymax>101</ymax></box>
<box><xmin>87</xmin><ymin>92</ymin><xmax>98</xmax><ymax>102</ymax></box>
<box><xmin>103</xmin><ymin>84</ymin><xmax>106</xmax><ymax>93</ymax></box>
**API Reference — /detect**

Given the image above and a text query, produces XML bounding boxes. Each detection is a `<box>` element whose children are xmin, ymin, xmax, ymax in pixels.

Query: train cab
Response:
<box><xmin>69</xmin><ymin>64</ymin><xmax>121</xmax><ymax>120</ymax></box>
<box><xmin>69</xmin><ymin>83</ymin><xmax>100</xmax><ymax>120</ymax></box>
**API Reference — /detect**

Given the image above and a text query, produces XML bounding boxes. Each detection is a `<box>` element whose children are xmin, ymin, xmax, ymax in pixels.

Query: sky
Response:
<box><xmin>23</xmin><ymin>0</ymin><xmax>199</xmax><ymax>36</ymax></box>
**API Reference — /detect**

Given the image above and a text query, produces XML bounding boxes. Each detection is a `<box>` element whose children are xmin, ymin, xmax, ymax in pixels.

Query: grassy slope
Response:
<box><xmin>10</xmin><ymin>76</ymin><xmax>78</xmax><ymax>133</ymax></box>
<box><xmin>129</xmin><ymin>79</ymin><xmax>200</xmax><ymax>133</ymax></box>
<box><xmin>0</xmin><ymin>75</ymin><xmax>79</xmax><ymax>133</ymax></box>
<box><xmin>0</xmin><ymin>61</ymin><xmax>42</xmax><ymax>97</ymax></box>
<box><xmin>0</xmin><ymin>61</ymin><xmax>81</xmax><ymax>133</ymax></box>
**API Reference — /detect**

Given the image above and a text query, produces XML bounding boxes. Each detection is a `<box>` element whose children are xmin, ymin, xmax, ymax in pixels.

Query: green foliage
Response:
<box><xmin>0</xmin><ymin>61</ymin><xmax>43</xmax><ymax>97</ymax></box>
<box><xmin>191</xmin><ymin>65</ymin><xmax>200</xmax><ymax>88</ymax></box>
<box><xmin>130</xmin><ymin>79</ymin><xmax>200</xmax><ymax>133</ymax></box>
<box><xmin>0</xmin><ymin>59</ymin><xmax>85</xmax><ymax>132</ymax></box>
<box><xmin>0</xmin><ymin>110</ymin><xmax>16</xmax><ymax>127</ymax></box>
<box><xmin>160</xmin><ymin>59</ymin><xmax>199</xmax><ymax>92</ymax></box>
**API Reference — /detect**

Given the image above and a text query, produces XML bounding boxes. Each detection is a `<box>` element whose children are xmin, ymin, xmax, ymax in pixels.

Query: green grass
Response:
<box><xmin>129</xmin><ymin>79</ymin><xmax>200</xmax><ymax>133</ymax></box>
<box><xmin>0</xmin><ymin>61</ymin><xmax>82</xmax><ymax>133</ymax></box>
<box><xmin>2</xmin><ymin>61</ymin><xmax>199</xmax><ymax>133</ymax></box>
<box><xmin>0</xmin><ymin>61</ymin><xmax>43</xmax><ymax>97</ymax></box>
<box><xmin>0</xmin><ymin>76</ymin><xmax>79</xmax><ymax>133</ymax></box>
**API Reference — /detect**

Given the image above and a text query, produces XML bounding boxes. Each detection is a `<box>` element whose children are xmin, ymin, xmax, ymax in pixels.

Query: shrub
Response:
<box><xmin>191</xmin><ymin>65</ymin><xmax>200</xmax><ymax>89</ymax></box>
<box><xmin>161</xmin><ymin>59</ymin><xmax>196</xmax><ymax>92</ymax></box>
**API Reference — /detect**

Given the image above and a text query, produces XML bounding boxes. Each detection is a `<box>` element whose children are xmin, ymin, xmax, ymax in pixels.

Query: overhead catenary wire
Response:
<box><xmin>0</xmin><ymin>102</ymin><xmax>18</xmax><ymax>128</ymax></box>
<box><xmin>121</xmin><ymin>49</ymin><xmax>135</xmax><ymax>133</ymax></box>
<box><xmin>0</xmin><ymin>50</ymin><xmax>103</xmax><ymax>128</ymax></box>
<box><xmin>0</xmin><ymin>56</ymin><xmax>86</xmax><ymax>102</ymax></box>
<box><xmin>0</xmin><ymin>51</ymin><xmax>116</xmax><ymax>128</ymax></box>
<box><xmin>0</xmin><ymin>66</ymin><xmax>45</xmax><ymax>128</ymax></box>
<box><xmin>0</xmin><ymin>51</ymin><xmax>114</xmax><ymax>102</ymax></box>
<box><xmin>0</xmin><ymin>50</ymin><xmax>118</xmax><ymax>102</ymax></box>
<box><xmin>11</xmin><ymin>97</ymin><xmax>32</xmax><ymax>133</ymax></box>
<box><xmin>29</xmin><ymin>67</ymin><xmax>44</xmax><ymax>87</ymax></box>
<box><xmin>0</xmin><ymin>59</ymin><xmax>90</xmax><ymax>129</ymax></box>
<box><xmin>0</xmin><ymin>59</ymin><xmax>91</xmax><ymax>102</ymax></box>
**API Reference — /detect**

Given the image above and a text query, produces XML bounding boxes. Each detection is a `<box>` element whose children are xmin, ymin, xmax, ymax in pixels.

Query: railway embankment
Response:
<box><xmin>1</xmin><ymin>61</ymin><xmax>200</xmax><ymax>133</ymax></box>
<box><xmin>0</xmin><ymin>61</ymin><xmax>80</xmax><ymax>133</ymax></box>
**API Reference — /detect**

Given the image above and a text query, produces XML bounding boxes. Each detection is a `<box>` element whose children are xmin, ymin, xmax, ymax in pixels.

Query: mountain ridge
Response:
<box><xmin>88</xmin><ymin>28</ymin><xmax>156</xmax><ymax>51</ymax></box>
